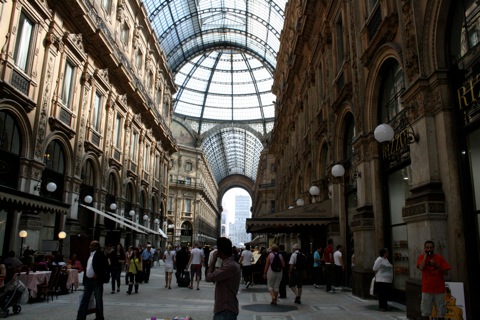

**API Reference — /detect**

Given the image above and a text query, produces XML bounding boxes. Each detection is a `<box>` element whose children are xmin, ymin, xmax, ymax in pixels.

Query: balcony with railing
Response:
<box><xmin>169</xmin><ymin>179</ymin><xmax>204</xmax><ymax>189</ymax></box>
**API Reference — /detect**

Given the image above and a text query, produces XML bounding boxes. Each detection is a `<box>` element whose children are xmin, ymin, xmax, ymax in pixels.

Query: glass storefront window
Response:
<box><xmin>0</xmin><ymin>210</ymin><xmax>6</xmax><ymax>256</ymax></box>
<box><xmin>388</xmin><ymin>165</ymin><xmax>412</xmax><ymax>290</ymax></box>
<box><xmin>467</xmin><ymin>129</ymin><xmax>480</xmax><ymax>248</ymax></box>
<box><xmin>468</xmin><ymin>129</ymin><xmax>480</xmax><ymax>211</ymax></box>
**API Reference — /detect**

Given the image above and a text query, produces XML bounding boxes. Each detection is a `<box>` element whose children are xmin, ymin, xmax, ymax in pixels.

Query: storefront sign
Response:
<box><xmin>381</xmin><ymin>127</ymin><xmax>411</xmax><ymax>161</ymax></box>
<box><xmin>457</xmin><ymin>75</ymin><xmax>480</xmax><ymax>110</ymax></box>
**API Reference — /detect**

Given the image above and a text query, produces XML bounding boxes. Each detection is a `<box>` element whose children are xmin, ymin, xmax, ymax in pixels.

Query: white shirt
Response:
<box><xmin>190</xmin><ymin>247</ymin><xmax>204</xmax><ymax>264</ymax></box>
<box><xmin>240</xmin><ymin>250</ymin><xmax>253</xmax><ymax>266</ymax></box>
<box><xmin>86</xmin><ymin>251</ymin><xmax>96</xmax><ymax>278</ymax></box>
<box><xmin>373</xmin><ymin>256</ymin><xmax>393</xmax><ymax>283</ymax></box>
<box><xmin>208</xmin><ymin>249</ymin><xmax>223</xmax><ymax>268</ymax></box>
<box><xmin>333</xmin><ymin>250</ymin><xmax>343</xmax><ymax>266</ymax></box>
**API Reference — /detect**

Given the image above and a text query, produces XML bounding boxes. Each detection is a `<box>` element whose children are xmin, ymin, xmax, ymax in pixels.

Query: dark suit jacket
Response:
<box><xmin>83</xmin><ymin>250</ymin><xmax>108</xmax><ymax>283</ymax></box>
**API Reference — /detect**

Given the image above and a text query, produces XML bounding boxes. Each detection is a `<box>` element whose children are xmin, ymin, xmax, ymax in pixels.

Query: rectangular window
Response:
<box><xmin>61</xmin><ymin>61</ymin><xmax>75</xmax><ymax>108</ymax></box>
<box><xmin>121</xmin><ymin>23</ymin><xmax>129</xmax><ymax>44</ymax></box>
<box><xmin>388</xmin><ymin>166</ymin><xmax>412</xmax><ymax>291</ymax></box>
<box><xmin>168</xmin><ymin>197</ymin><xmax>173</xmax><ymax>211</ymax></box>
<box><xmin>131</xmin><ymin>131</ymin><xmax>138</xmax><ymax>162</ymax></box>
<box><xmin>366</xmin><ymin>0</ymin><xmax>377</xmax><ymax>14</ymax></box>
<box><xmin>92</xmin><ymin>92</ymin><xmax>102</xmax><ymax>132</ymax></box>
<box><xmin>102</xmin><ymin>0</ymin><xmax>111</xmax><ymax>11</ymax></box>
<box><xmin>147</xmin><ymin>72</ymin><xmax>153</xmax><ymax>92</ymax></box>
<box><xmin>156</xmin><ymin>88</ymin><xmax>162</xmax><ymax>106</ymax></box>
<box><xmin>186</xmin><ymin>162</ymin><xmax>192</xmax><ymax>171</ymax></box>
<box><xmin>335</xmin><ymin>16</ymin><xmax>345</xmax><ymax>71</ymax></box>
<box><xmin>136</xmin><ymin>51</ymin><xmax>143</xmax><ymax>70</ymax></box>
<box><xmin>154</xmin><ymin>154</ymin><xmax>160</xmax><ymax>177</ymax></box>
<box><xmin>114</xmin><ymin>114</ymin><xmax>122</xmax><ymax>148</ymax></box>
<box><xmin>186</xmin><ymin>177</ymin><xmax>192</xmax><ymax>185</ymax></box>
<box><xmin>14</xmin><ymin>13</ymin><xmax>34</xmax><ymax>72</ymax></box>
<box><xmin>185</xmin><ymin>199</ymin><xmax>192</xmax><ymax>213</ymax></box>
<box><xmin>144</xmin><ymin>144</ymin><xmax>150</xmax><ymax>171</ymax></box>
<box><xmin>270</xmin><ymin>200</ymin><xmax>276</xmax><ymax>213</ymax></box>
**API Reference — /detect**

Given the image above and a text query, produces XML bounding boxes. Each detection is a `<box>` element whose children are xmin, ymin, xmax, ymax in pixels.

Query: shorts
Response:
<box><xmin>266</xmin><ymin>271</ymin><xmax>282</xmax><ymax>292</ymax></box>
<box><xmin>421</xmin><ymin>292</ymin><xmax>446</xmax><ymax>317</ymax></box>
<box><xmin>288</xmin><ymin>271</ymin><xmax>304</xmax><ymax>288</ymax></box>
<box><xmin>190</xmin><ymin>264</ymin><xmax>202</xmax><ymax>279</ymax></box>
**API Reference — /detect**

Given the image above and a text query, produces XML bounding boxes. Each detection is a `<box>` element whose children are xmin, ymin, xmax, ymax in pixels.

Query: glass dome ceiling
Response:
<box><xmin>144</xmin><ymin>0</ymin><xmax>287</xmax><ymax>183</ymax></box>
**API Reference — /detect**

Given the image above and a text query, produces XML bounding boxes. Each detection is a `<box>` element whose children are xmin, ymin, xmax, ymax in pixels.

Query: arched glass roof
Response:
<box><xmin>144</xmin><ymin>0</ymin><xmax>287</xmax><ymax>183</ymax></box>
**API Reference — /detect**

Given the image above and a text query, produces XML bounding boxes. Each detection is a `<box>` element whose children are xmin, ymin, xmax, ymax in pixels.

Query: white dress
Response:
<box><xmin>163</xmin><ymin>250</ymin><xmax>176</xmax><ymax>272</ymax></box>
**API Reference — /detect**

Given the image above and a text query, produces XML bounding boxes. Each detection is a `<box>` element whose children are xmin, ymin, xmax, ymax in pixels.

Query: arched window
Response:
<box><xmin>0</xmin><ymin>111</ymin><xmax>22</xmax><ymax>188</ymax></box>
<box><xmin>44</xmin><ymin>140</ymin><xmax>65</xmax><ymax>174</ymax></box>
<box><xmin>105</xmin><ymin>173</ymin><xmax>117</xmax><ymax>230</ymax></box>
<box><xmin>42</xmin><ymin>140</ymin><xmax>66</xmax><ymax>200</ymax></box>
<box><xmin>81</xmin><ymin>160</ymin><xmax>95</xmax><ymax>187</ymax></box>
<box><xmin>343</xmin><ymin>113</ymin><xmax>355</xmax><ymax>160</ymax></box>
<box><xmin>379</xmin><ymin>59</ymin><xmax>404</xmax><ymax>123</ymax></box>
<box><xmin>450</xmin><ymin>0</ymin><xmax>480</xmax><ymax>61</ymax></box>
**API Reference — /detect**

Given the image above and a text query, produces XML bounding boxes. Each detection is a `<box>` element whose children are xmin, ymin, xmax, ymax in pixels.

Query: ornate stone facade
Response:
<box><xmin>259</xmin><ymin>1</ymin><xmax>479</xmax><ymax>319</ymax></box>
<box><xmin>0</xmin><ymin>0</ymin><xmax>177</xmax><ymax>259</ymax></box>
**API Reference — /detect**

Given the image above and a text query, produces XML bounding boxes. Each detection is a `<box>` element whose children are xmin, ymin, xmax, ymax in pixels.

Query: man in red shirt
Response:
<box><xmin>323</xmin><ymin>239</ymin><xmax>334</xmax><ymax>293</ymax></box>
<box><xmin>417</xmin><ymin>240</ymin><xmax>451</xmax><ymax>320</ymax></box>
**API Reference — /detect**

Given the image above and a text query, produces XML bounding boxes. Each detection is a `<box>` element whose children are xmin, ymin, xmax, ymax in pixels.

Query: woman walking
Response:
<box><xmin>263</xmin><ymin>244</ymin><xmax>285</xmax><ymax>305</ymax></box>
<box><xmin>373</xmin><ymin>248</ymin><xmax>394</xmax><ymax>311</ymax></box>
<box><xmin>108</xmin><ymin>244</ymin><xmax>125</xmax><ymax>293</ymax></box>
<box><xmin>163</xmin><ymin>245</ymin><xmax>176</xmax><ymax>289</ymax></box>
<box><xmin>126</xmin><ymin>247</ymin><xmax>143</xmax><ymax>294</ymax></box>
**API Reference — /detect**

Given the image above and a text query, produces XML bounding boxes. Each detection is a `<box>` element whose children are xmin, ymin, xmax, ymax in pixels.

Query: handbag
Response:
<box><xmin>369</xmin><ymin>277</ymin><xmax>376</xmax><ymax>296</ymax></box>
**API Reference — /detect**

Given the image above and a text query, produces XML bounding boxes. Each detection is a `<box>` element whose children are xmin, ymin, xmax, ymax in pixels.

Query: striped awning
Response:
<box><xmin>0</xmin><ymin>186</ymin><xmax>70</xmax><ymax>214</ymax></box>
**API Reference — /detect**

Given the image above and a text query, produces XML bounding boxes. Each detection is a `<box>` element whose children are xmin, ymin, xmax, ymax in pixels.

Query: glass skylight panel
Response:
<box><xmin>208</xmin><ymin>84</ymin><xmax>232</xmax><ymax>95</ymax></box>
<box><xmin>203</xmin><ymin>106</ymin><xmax>231</xmax><ymax>120</ymax></box>
<box><xmin>144</xmin><ymin>0</ymin><xmax>288</xmax><ymax>183</ymax></box>
<box><xmin>205</xmin><ymin>94</ymin><xmax>232</xmax><ymax>108</ymax></box>
<box><xmin>252</xmin><ymin>67</ymin><xmax>272</xmax><ymax>79</ymax></box>
<box><xmin>175</xmin><ymin>101</ymin><xmax>202</xmax><ymax>118</ymax></box>
<box><xmin>233</xmin><ymin>95</ymin><xmax>260</xmax><ymax>106</ymax></box>
<box><xmin>233</xmin><ymin>108</ymin><xmax>261</xmax><ymax>120</ymax></box>
<box><xmin>211</xmin><ymin>70</ymin><xmax>232</xmax><ymax>83</ymax></box>
<box><xmin>260</xmin><ymin>92</ymin><xmax>275</xmax><ymax>104</ymax></box>
<box><xmin>256</xmin><ymin>80</ymin><xmax>273</xmax><ymax>92</ymax></box>
<box><xmin>232</xmin><ymin>83</ymin><xmax>256</xmax><ymax>95</ymax></box>
<box><xmin>263</xmin><ymin>105</ymin><xmax>275</xmax><ymax>119</ymax></box>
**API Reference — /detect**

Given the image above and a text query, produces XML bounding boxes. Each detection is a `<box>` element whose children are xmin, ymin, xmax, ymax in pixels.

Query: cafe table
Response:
<box><xmin>14</xmin><ymin>270</ymin><xmax>51</xmax><ymax>299</ymax></box>
<box><xmin>66</xmin><ymin>268</ymin><xmax>79</xmax><ymax>292</ymax></box>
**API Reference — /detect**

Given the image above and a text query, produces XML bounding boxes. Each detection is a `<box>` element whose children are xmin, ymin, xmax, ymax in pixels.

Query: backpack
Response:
<box><xmin>294</xmin><ymin>251</ymin><xmax>307</xmax><ymax>271</ymax></box>
<box><xmin>271</xmin><ymin>253</ymin><xmax>282</xmax><ymax>272</ymax></box>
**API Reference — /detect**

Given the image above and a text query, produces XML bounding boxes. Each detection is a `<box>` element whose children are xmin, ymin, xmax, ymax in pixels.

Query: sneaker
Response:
<box><xmin>327</xmin><ymin>290</ymin><xmax>335</xmax><ymax>294</ymax></box>
<box><xmin>335</xmin><ymin>286</ymin><xmax>342</xmax><ymax>291</ymax></box>
<box><xmin>294</xmin><ymin>297</ymin><xmax>301</xmax><ymax>304</ymax></box>
<box><xmin>314</xmin><ymin>284</ymin><xmax>319</xmax><ymax>288</ymax></box>
<box><xmin>246</xmin><ymin>282</ymin><xmax>251</xmax><ymax>288</ymax></box>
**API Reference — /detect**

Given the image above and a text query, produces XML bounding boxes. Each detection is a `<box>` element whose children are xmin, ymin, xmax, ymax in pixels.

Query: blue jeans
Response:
<box><xmin>213</xmin><ymin>310</ymin><xmax>238</xmax><ymax>320</ymax></box>
<box><xmin>76</xmin><ymin>277</ymin><xmax>104</xmax><ymax>320</ymax></box>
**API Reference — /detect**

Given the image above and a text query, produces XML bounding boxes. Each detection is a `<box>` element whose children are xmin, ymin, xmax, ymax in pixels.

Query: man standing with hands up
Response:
<box><xmin>417</xmin><ymin>240</ymin><xmax>451</xmax><ymax>320</ymax></box>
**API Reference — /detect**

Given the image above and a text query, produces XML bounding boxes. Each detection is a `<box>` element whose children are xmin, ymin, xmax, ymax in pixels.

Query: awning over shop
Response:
<box><xmin>246</xmin><ymin>200</ymin><xmax>336</xmax><ymax>233</ymax></box>
<box><xmin>0</xmin><ymin>185</ymin><xmax>70</xmax><ymax>214</ymax></box>
<box><xmin>158</xmin><ymin>228</ymin><xmax>167</xmax><ymax>238</ymax></box>
<box><xmin>245</xmin><ymin>235</ymin><xmax>266</xmax><ymax>246</ymax></box>
<box><xmin>80</xmin><ymin>205</ymin><xmax>146</xmax><ymax>234</ymax></box>
<box><xmin>104</xmin><ymin>210</ymin><xmax>166</xmax><ymax>237</ymax></box>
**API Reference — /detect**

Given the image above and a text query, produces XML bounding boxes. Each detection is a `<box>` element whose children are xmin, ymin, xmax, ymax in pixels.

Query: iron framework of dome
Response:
<box><xmin>144</xmin><ymin>0</ymin><xmax>287</xmax><ymax>183</ymax></box>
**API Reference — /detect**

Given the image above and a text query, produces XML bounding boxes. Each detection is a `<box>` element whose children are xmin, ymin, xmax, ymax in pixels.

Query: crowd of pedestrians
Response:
<box><xmin>2</xmin><ymin>237</ymin><xmax>450</xmax><ymax>320</ymax></box>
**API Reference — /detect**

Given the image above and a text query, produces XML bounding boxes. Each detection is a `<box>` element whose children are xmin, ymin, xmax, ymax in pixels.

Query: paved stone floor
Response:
<box><xmin>6</xmin><ymin>264</ymin><xmax>407</xmax><ymax>320</ymax></box>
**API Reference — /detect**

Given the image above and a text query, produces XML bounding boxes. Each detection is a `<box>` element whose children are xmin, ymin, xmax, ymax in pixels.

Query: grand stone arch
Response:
<box><xmin>217</xmin><ymin>174</ymin><xmax>255</xmax><ymax>210</ymax></box>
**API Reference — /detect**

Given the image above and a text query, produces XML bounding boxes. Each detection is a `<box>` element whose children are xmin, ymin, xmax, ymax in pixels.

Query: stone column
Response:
<box><xmin>350</xmin><ymin>205</ymin><xmax>375</xmax><ymax>298</ymax></box>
